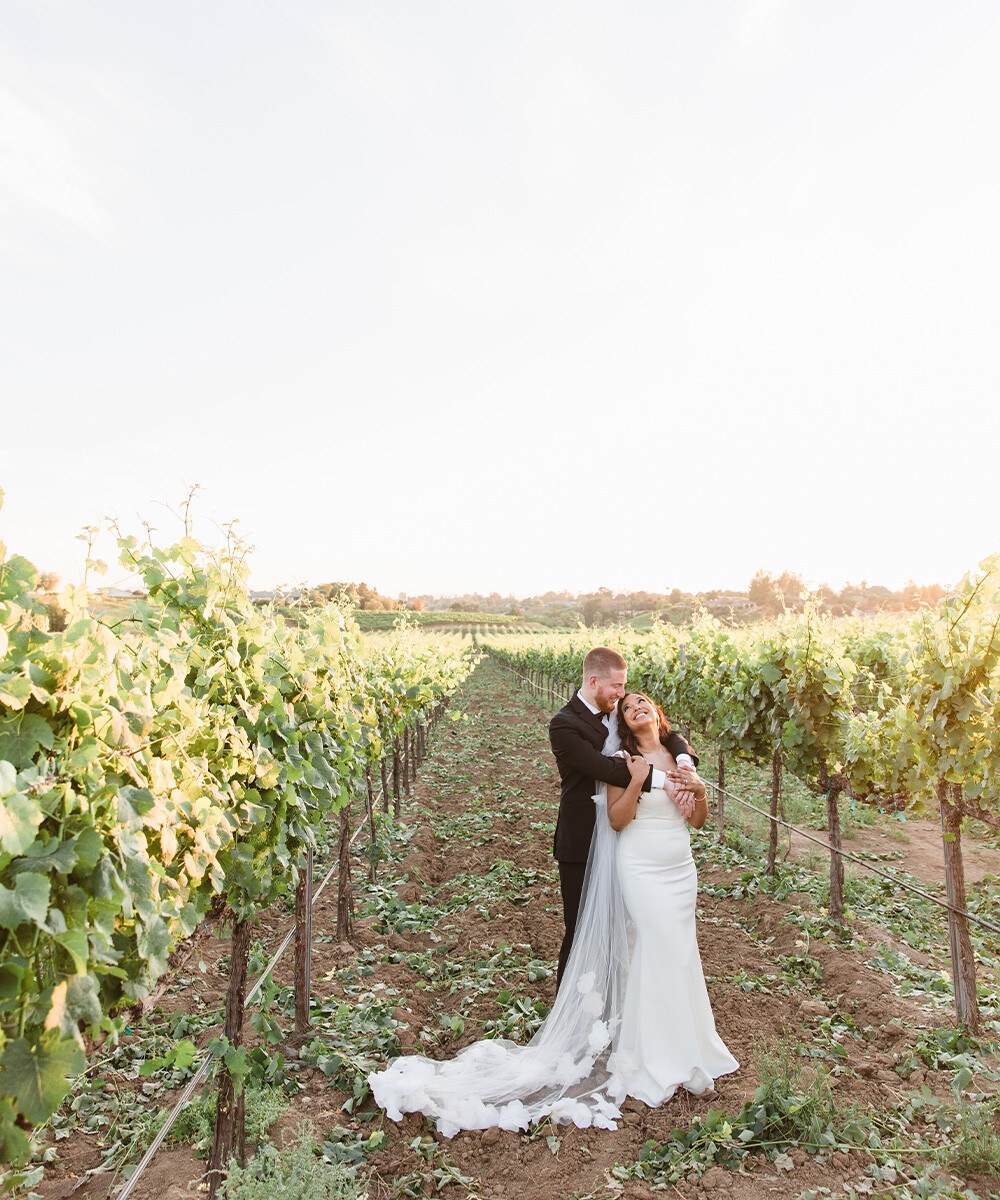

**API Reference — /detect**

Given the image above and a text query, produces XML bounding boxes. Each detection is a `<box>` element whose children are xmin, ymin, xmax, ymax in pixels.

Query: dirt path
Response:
<box><xmin>785</xmin><ymin>816</ymin><xmax>998</xmax><ymax>886</ymax></box>
<box><xmin>36</xmin><ymin>659</ymin><xmax>999</xmax><ymax>1200</ymax></box>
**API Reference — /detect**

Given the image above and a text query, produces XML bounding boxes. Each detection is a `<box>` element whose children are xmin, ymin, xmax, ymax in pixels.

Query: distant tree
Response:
<box><xmin>307</xmin><ymin>581</ymin><xmax>401</xmax><ymax>610</ymax></box>
<box><xmin>41</xmin><ymin>598</ymin><xmax>68</xmax><ymax>631</ymax></box>
<box><xmin>594</xmin><ymin>587</ymin><xmax>620</xmax><ymax>624</ymax></box>
<box><xmin>38</xmin><ymin>571</ymin><xmax>60</xmax><ymax>593</ymax></box>
<box><xmin>410</xmin><ymin>598</ymin><xmax>425</xmax><ymax>612</ymax></box>
<box><xmin>776</xmin><ymin>570</ymin><xmax>804</xmax><ymax>602</ymax></box>
<box><xmin>581</xmin><ymin>594</ymin><xmax>602</xmax><ymax>627</ymax></box>
<box><xmin>749</xmin><ymin>570</ymin><xmax>778</xmax><ymax>612</ymax></box>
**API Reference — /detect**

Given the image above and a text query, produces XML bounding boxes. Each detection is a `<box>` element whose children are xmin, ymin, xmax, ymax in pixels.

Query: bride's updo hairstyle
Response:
<box><xmin>615</xmin><ymin>693</ymin><xmax>673</xmax><ymax>757</ymax></box>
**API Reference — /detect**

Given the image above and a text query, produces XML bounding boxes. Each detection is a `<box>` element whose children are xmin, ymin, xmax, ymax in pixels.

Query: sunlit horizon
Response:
<box><xmin>3</xmin><ymin>491</ymin><xmax>987</xmax><ymax>603</ymax></box>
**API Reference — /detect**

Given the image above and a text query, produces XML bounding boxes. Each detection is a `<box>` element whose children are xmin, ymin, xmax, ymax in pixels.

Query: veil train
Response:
<box><xmin>368</xmin><ymin>720</ymin><xmax>632</xmax><ymax>1136</ymax></box>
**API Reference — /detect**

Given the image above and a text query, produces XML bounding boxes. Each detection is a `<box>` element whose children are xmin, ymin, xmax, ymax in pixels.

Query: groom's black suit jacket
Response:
<box><xmin>548</xmin><ymin>691</ymin><xmax>697</xmax><ymax>864</ymax></box>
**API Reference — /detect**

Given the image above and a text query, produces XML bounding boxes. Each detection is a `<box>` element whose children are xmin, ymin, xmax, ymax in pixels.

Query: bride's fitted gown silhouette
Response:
<box><xmin>609</xmin><ymin>786</ymin><xmax>737</xmax><ymax>1105</ymax></box>
<box><xmin>368</xmin><ymin>783</ymin><xmax>737</xmax><ymax>1135</ymax></box>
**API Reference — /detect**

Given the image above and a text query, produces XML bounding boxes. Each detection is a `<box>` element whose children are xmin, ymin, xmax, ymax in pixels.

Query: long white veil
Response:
<box><xmin>368</xmin><ymin>720</ymin><xmax>632</xmax><ymax>1136</ymax></box>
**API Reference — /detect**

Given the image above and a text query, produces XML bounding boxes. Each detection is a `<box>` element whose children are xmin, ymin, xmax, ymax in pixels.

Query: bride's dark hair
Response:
<box><xmin>616</xmin><ymin>693</ymin><xmax>673</xmax><ymax>757</ymax></box>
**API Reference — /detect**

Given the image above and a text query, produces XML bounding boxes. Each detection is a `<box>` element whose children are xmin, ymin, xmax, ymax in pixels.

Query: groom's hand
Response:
<box><xmin>626</xmin><ymin>753</ymin><xmax>649</xmax><ymax>782</ymax></box>
<box><xmin>669</xmin><ymin>766</ymin><xmax>707</xmax><ymax>820</ymax></box>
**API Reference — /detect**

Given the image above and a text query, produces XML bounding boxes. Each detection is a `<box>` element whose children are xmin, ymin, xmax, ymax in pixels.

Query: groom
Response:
<box><xmin>548</xmin><ymin>646</ymin><xmax>700</xmax><ymax>987</ymax></box>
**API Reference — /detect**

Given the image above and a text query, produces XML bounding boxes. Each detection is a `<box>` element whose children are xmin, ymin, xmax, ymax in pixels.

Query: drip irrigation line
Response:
<box><xmin>115</xmin><ymin>822</ymin><xmax>367</xmax><ymax>1200</ymax></box>
<box><xmin>493</xmin><ymin>656</ymin><xmax>1000</xmax><ymax>940</ymax></box>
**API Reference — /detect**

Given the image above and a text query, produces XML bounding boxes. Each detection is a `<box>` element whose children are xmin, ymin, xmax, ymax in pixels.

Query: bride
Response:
<box><xmin>367</xmin><ymin>692</ymin><xmax>738</xmax><ymax>1137</ymax></box>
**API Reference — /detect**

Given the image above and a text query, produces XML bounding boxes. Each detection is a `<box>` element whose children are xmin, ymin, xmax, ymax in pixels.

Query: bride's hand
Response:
<box><xmin>668</xmin><ymin>766</ymin><xmax>707</xmax><ymax>801</ymax></box>
<box><xmin>668</xmin><ymin>767</ymin><xmax>706</xmax><ymax>820</ymax></box>
<box><xmin>626</xmin><ymin>753</ymin><xmax>648</xmax><ymax>781</ymax></box>
<box><xmin>672</xmin><ymin>789</ymin><xmax>696</xmax><ymax>819</ymax></box>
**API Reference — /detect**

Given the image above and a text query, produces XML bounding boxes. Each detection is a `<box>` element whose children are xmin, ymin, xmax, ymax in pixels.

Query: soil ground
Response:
<box><xmin>785</xmin><ymin>815</ymin><xmax>998</xmax><ymax>887</ymax></box>
<box><xmin>33</xmin><ymin>659</ymin><xmax>1000</xmax><ymax>1200</ymax></box>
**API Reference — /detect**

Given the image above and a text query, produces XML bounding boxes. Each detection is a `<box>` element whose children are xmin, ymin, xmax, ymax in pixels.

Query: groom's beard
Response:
<box><xmin>592</xmin><ymin>685</ymin><xmax>620</xmax><ymax>714</ymax></box>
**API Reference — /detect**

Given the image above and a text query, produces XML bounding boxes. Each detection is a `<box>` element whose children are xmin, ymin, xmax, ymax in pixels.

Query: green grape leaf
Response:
<box><xmin>72</xmin><ymin>826</ymin><xmax>104</xmax><ymax>873</ymax></box>
<box><xmin>0</xmin><ymin>677</ymin><xmax>32</xmax><ymax>710</ymax></box>
<box><xmin>136</xmin><ymin>914</ymin><xmax>170</xmax><ymax>975</ymax></box>
<box><xmin>0</xmin><ymin>714</ymin><xmax>54</xmax><ymax>769</ymax></box>
<box><xmin>20</xmin><ymin>834</ymin><xmax>78</xmax><ymax>876</ymax></box>
<box><xmin>67</xmin><ymin>739</ymin><xmax>100</xmax><ymax>769</ymax></box>
<box><xmin>0</xmin><ymin>1097</ymin><xmax>31</xmax><ymax>1165</ymax></box>
<box><xmin>117</xmin><ymin>786</ymin><xmax>154</xmax><ymax>829</ymax></box>
<box><xmin>64</xmin><ymin>974</ymin><xmax>103</xmax><ymax>1031</ymax></box>
<box><xmin>0</xmin><ymin>873</ymin><xmax>50</xmax><ymax>930</ymax></box>
<box><xmin>139</xmin><ymin>1037</ymin><xmax>198</xmax><ymax>1076</ymax></box>
<box><xmin>0</xmin><ymin>1030</ymin><xmax>84</xmax><ymax>1122</ymax></box>
<box><xmin>0</xmin><ymin>961</ymin><xmax>25</xmax><ymax>1001</ymax></box>
<box><xmin>0</xmin><ymin>556</ymin><xmax>38</xmax><ymax>602</ymax></box>
<box><xmin>0</xmin><ymin>791</ymin><xmax>43</xmax><ymax>856</ymax></box>
<box><xmin>53</xmin><ymin>930</ymin><xmax>90</xmax><ymax>975</ymax></box>
<box><xmin>0</xmin><ymin>760</ymin><xmax>17</xmax><ymax>797</ymax></box>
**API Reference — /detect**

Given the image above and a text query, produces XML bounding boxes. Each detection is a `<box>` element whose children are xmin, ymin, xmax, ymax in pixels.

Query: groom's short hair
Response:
<box><xmin>583</xmin><ymin>647</ymin><xmax>626</xmax><ymax>681</ymax></box>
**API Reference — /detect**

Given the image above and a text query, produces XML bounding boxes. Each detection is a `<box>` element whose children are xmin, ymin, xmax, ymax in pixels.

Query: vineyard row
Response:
<box><xmin>0</xmin><ymin>528</ymin><xmax>476</xmax><ymax>1189</ymax></box>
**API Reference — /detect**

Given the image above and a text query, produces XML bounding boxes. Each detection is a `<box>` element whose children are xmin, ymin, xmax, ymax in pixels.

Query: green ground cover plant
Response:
<box><xmin>217</xmin><ymin>1130</ymin><xmax>369</xmax><ymax>1200</ymax></box>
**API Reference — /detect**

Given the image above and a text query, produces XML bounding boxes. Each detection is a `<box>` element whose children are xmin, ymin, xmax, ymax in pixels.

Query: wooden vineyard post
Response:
<box><xmin>766</xmin><ymin>751</ymin><xmax>782</xmax><ymax>877</ymax></box>
<box><xmin>293</xmin><ymin>847</ymin><xmax>313</xmax><ymax>1035</ymax></box>
<box><xmin>364</xmin><ymin>765</ymin><xmax>379</xmax><ymax>884</ymax></box>
<box><xmin>380</xmin><ymin>754</ymin><xmax>390</xmax><ymax>814</ymax></box>
<box><xmin>939</xmin><ymin>779</ymin><xmax>981</xmax><ymax>1033</ymax></box>
<box><xmin>826</xmin><ymin>787</ymin><xmax>844</xmax><ymax>923</ymax></box>
<box><xmin>337</xmin><ymin>802</ymin><xmax>354</xmax><ymax>943</ymax></box>
<box><xmin>716</xmin><ymin>747</ymin><xmax>725</xmax><ymax>841</ymax></box>
<box><xmin>392</xmin><ymin>736</ymin><xmax>402</xmax><ymax>818</ymax></box>
<box><xmin>206</xmin><ymin>916</ymin><xmax>253</xmax><ymax>1199</ymax></box>
<box><xmin>402</xmin><ymin>730</ymin><xmax>412</xmax><ymax>797</ymax></box>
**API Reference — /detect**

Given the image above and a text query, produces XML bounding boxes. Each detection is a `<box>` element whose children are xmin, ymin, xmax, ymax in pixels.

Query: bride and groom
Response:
<box><xmin>368</xmin><ymin>646</ymin><xmax>737</xmax><ymax>1135</ymax></box>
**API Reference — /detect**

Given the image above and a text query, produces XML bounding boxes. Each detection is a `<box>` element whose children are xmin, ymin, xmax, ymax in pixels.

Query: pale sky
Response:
<box><xmin>2</xmin><ymin>1</ymin><xmax>998</xmax><ymax>597</ymax></box>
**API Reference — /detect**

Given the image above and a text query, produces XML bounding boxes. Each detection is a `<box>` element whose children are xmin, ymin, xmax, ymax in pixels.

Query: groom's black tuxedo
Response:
<box><xmin>548</xmin><ymin>690</ymin><xmax>696</xmax><ymax>863</ymax></box>
<box><xmin>548</xmin><ymin>690</ymin><xmax>697</xmax><ymax>985</ymax></box>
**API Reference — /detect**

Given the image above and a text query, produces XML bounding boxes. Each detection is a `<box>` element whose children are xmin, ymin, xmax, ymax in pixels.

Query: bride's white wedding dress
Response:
<box><xmin>611</xmin><ymin>785</ymin><xmax>738</xmax><ymax>1105</ymax></box>
<box><xmin>368</xmin><ymin>769</ymin><xmax>737</xmax><ymax>1137</ymax></box>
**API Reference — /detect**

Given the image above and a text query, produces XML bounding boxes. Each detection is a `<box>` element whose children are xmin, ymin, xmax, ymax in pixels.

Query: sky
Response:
<box><xmin>2</xmin><ymin>1</ymin><xmax>999</xmax><ymax>598</ymax></box>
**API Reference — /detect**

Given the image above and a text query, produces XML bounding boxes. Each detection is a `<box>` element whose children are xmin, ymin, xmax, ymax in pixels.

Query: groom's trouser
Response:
<box><xmin>556</xmin><ymin>861</ymin><xmax>587</xmax><ymax>990</ymax></box>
